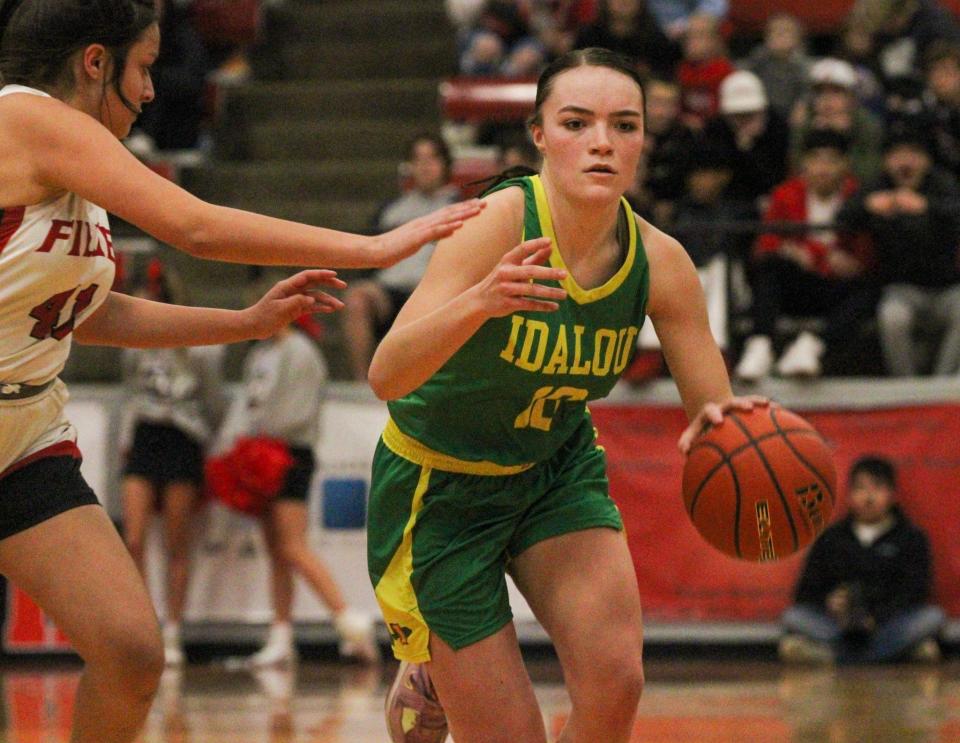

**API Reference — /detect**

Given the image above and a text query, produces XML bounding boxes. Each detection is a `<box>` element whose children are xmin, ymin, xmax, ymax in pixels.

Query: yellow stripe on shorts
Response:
<box><xmin>374</xmin><ymin>465</ymin><xmax>433</xmax><ymax>662</ymax></box>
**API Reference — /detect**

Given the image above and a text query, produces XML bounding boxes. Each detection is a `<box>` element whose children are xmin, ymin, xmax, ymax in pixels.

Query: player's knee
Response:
<box><xmin>91</xmin><ymin>626</ymin><xmax>164</xmax><ymax>698</ymax></box>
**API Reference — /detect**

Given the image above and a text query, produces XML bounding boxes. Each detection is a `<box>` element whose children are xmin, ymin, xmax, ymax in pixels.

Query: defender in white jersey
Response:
<box><xmin>0</xmin><ymin>2</ymin><xmax>480</xmax><ymax>742</ymax></box>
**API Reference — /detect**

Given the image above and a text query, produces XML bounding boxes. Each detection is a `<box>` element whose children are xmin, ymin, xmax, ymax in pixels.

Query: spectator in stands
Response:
<box><xmin>790</xmin><ymin>58</ymin><xmax>884</xmax><ymax>185</ymax></box>
<box><xmin>120</xmin><ymin>260</ymin><xmax>226</xmax><ymax>666</ymax></box>
<box><xmin>646</xmin><ymin>0</ymin><xmax>727</xmax><ymax>40</ymax></box>
<box><xmin>838</xmin><ymin>125</ymin><xmax>960</xmax><ymax>376</ymax></box>
<box><xmin>734</xmin><ymin>130</ymin><xmax>874</xmax><ymax>382</ymax></box>
<box><xmin>702</xmin><ymin>70</ymin><xmax>790</xmax><ymax>215</ymax></box>
<box><xmin>458</xmin><ymin>1</ymin><xmax>546</xmax><ymax>77</ymax></box>
<box><xmin>342</xmin><ymin>135</ymin><xmax>460</xmax><ymax>381</ymax></box>
<box><xmin>741</xmin><ymin>13</ymin><xmax>811</xmax><ymax>121</ymax></box>
<box><xmin>574</xmin><ymin>0</ymin><xmax>680</xmax><ymax>79</ymax></box>
<box><xmin>131</xmin><ymin>0</ymin><xmax>210</xmax><ymax>153</ymax></box>
<box><xmin>676</xmin><ymin>13</ymin><xmax>734</xmax><ymax>129</ymax></box>
<box><xmin>641</xmin><ymin>78</ymin><xmax>696</xmax><ymax>226</ymax></box>
<box><xmin>214</xmin><ymin>307</ymin><xmax>378</xmax><ymax>666</ymax></box>
<box><xmin>779</xmin><ymin>455</ymin><xmax>945</xmax><ymax>665</ymax></box>
<box><xmin>850</xmin><ymin>0</ymin><xmax>960</xmax><ymax>85</ymax></box>
<box><xmin>496</xmin><ymin>134</ymin><xmax>542</xmax><ymax>171</ymax></box>
<box><xmin>834</xmin><ymin>22</ymin><xmax>887</xmax><ymax>116</ymax></box>
<box><xmin>923</xmin><ymin>40</ymin><xmax>960</xmax><ymax>179</ymax></box>
<box><xmin>522</xmin><ymin>0</ymin><xmax>598</xmax><ymax>62</ymax></box>
<box><xmin>670</xmin><ymin>140</ymin><xmax>753</xmax><ymax>267</ymax></box>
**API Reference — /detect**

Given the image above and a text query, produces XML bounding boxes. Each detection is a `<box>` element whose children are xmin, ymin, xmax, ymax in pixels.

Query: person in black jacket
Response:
<box><xmin>779</xmin><ymin>456</ymin><xmax>945</xmax><ymax>664</ymax></box>
<box><xmin>837</xmin><ymin>125</ymin><xmax>960</xmax><ymax>376</ymax></box>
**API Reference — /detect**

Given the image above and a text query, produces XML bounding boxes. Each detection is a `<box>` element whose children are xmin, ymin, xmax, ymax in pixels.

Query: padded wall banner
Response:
<box><xmin>593</xmin><ymin>404</ymin><xmax>960</xmax><ymax>620</ymax></box>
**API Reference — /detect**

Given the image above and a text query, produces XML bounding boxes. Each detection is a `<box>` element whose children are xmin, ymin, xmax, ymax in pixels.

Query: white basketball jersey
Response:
<box><xmin>0</xmin><ymin>86</ymin><xmax>116</xmax><ymax>386</ymax></box>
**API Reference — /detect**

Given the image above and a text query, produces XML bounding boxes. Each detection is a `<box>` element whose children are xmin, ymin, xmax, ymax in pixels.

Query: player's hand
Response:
<box><xmin>370</xmin><ymin>199</ymin><xmax>485</xmax><ymax>267</ymax></box>
<box><xmin>242</xmin><ymin>269</ymin><xmax>346</xmax><ymax>339</ymax></box>
<box><xmin>468</xmin><ymin>237</ymin><xmax>567</xmax><ymax>318</ymax></box>
<box><xmin>678</xmin><ymin>396</ymin><xmax>770</xmax><ymax>456</ymax></box>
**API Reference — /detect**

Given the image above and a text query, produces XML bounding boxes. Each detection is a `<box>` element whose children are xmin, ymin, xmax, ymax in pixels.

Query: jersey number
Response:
<box><xmin>29</xmin><ymin>284</ymin><xmax>99</xmax><ymax>341</ymax></box>
<box><xmin>514</xmin><ymin>385</ymin><xmax>588</xmax><ymax>431</ymax></box>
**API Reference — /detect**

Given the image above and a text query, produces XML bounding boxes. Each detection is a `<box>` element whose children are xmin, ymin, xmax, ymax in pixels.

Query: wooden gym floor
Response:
<box><xmin>1</xmin><ymin>655</ymin><xmax>958</xmax><ymax>742</ymax></box>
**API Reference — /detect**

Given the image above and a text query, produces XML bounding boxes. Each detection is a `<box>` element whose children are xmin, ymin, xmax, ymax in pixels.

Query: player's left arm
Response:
<box><xmin>74</xmin><ymin>270</ymin><xmax>344</xmax><ymax>348</ymax></box>
<box><xmin>642</xmin><ymin>222</ymin><xmax>764</xmax><ymax>452</ymax></box>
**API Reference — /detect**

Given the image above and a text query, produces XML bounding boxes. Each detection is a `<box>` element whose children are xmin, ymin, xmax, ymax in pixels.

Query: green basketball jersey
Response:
<box><xmin>387</xmin><ymin>174</ymin><xmax>650</xmax><ymax>466</ymax></box>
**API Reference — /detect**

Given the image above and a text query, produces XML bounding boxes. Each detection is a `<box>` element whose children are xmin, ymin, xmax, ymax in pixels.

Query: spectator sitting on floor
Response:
<box><xmin>457</xmin><ymin>0</ymin><xmax>546</xmax><ymax>77</ymax></box>
<box><xmin>779</xmin><ymin>455</ymin><xmax>945</xmax><ymax>665</ymax></box>
<box><xmin>790</xmin><ymin>58</ymin><xmax>884</xmax><ymax>185</ymax></box>
<box><xmin>837</xmin><ymin>125</ymin><xmax>960</xmax><ymax>376</ymax></box>
<box><xmin>923</xmin><ymin>40</ymin><xmax>960</xmax><ymax>180</ymax></box>
<box><xmin>342</xmin><ymin>134</ymin><xmax>459</xmax><ymax>381</ymax></box>
<box><xmin>741</xmin><ymin>13</ymin><xmax>811</xmax><ymax>121</ymax></box>
<box><xmin>641</xmin><ymin>77</ymin><xmax>697</xmax><ymax>226</ymax></box>
<box><xmin>646</xmin><ymin>0</ymin><xmax>727</xmax><ymax>40</ymax></box>
<box><xmin>734</xmin><ymin>130</ymin><xmax>874</xmax><ymax>382</ymax></box>
<box><xmin>676</xmin><ymin>13</ymin><xmax>735</xmax><ymax>130</ymax></box>
<box><xmin>702</xmin><ymin>70</ymin><xmax>790</xmax><ymax>216</ymax></box>
<box><xmin>574</xmin><ymin>0</ymin><xmax>680</xmax><ymax>79</ymax></box>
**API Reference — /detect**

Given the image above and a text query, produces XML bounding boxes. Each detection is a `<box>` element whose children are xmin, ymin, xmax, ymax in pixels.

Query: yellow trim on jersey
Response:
<box><xmin>530</xmin><ymin>174</ymin><xmax>637</xmax><ymax>304</ymax></box>
<box><xmin>383</xmin><ymin>418</ymin><xmax>535</xmax><ymax>476</ymax></box>
<box><xmin>374</xmin><ymin>466</ymin><xmax>433</xmax><ymax>662</ymax></box>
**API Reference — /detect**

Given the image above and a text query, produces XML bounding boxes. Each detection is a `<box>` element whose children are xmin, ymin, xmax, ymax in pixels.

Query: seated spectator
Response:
<box><xmin>676</xmin><ymin>14</ymin><xmax>735</xmax><ymax>130</ymax></box>
<box><xmin>640</xmin><ymin>78</ymin><xmax>697</xmax><ymax>226</ymax></box>
<box><xmin>646</xmin><ymin>0</ymin><xmax>727</xmax><ymax>40</ymax></box>
<box><xmin>702</xmin><ymin>70</ymin><xmax>790</xmax><ymax>215</ymax></box>
<box><xmin>496</xmin><ymin>135</ymin><xmax>541</xmax><ymax>171</ymax></box>
<box><xmin>849</xmin><ymin>0</ymin><xmax>960</xmax><ymax>85</ymax></box>
<box><xmin>342</xmin><ymin>135</ymin><xmax>460</xmax><ymax>380</ymax></box>
<box><xmin>522</xmin><ymin>0</ymin><xmax>598</xmax><ymax>62</ymax></box>
<box><xmin>790</xmin><ymin>58</ymin><xmax>884</xmax><ymax>185</ymax></box>
<box><xmin>132</xmin><ymin>0</ymin><xmax>210</xmax><ymax>152</ymax></box>
<box><xmin>574</xmin><ymin>0</ymin><xmax>679</xmax><ymax>79</ymax></box>
<box><xmin>741</xmin><ymin>13</ymin><xmax>811</xmax><ymax>121</ymax></box>
<box><xmin>923</xmin><ymin>40</ymin><xmax>960</xmax><ymax>179</ymax></box>
<box><xmin>734</xmin><ymin>130</ymin><xmax>874</xmax><ymax>382</ymax></box>
<box><xmin>779</xmin><ymin>455</ymin><xmax>945</xmax><ymax>665</ymax></box>
<box><xmin>670</xmin><ymin>142</ymin><xmax>753</xmax><ymax>267</ymax></box>
<box><xmin>834</xmin><ymin>22</ymin><xmax>887</xmax><ymax>117</ymax></box>
<box><xmin>458</xmin><ymin>1</ymin><xmax>546</xmax><ymax>77</ymax></box>
<box><xmin>837</xmin><ymin>126</ymin><xmax>960</xmax><ymax>376</ymax></box>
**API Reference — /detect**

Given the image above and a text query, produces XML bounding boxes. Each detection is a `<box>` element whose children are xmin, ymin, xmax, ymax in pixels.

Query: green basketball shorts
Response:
<box><xmin>367</xmin><ymin>415</ymin><xmax>623</xmax><ymax>662</ymax></box>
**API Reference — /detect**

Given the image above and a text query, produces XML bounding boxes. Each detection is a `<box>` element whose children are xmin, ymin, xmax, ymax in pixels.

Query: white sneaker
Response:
<box><xmin>778</xmin><ymin>634</ymin><xmax>835</xmax><ymax>665</ymax></box>
<box><xmin>776</xmin><ymin>331</ymin><xmax>825</xmax><ymax>378</ymax></box>
<box><xmin>334</xmin><ymin>608</ymin><xmax>379</xmax><ymax>664</ymax></box>
<box><xmin>163</xmin><ymin>622</ymin><xmax>184</xmax><ymax>666</ymax></box>
<box><xmin>735</xmin><ymin>335</ymin><xmax>774</xmax><ymax>382</ymax></box>
<box><xmin>249</xmin><ymin>622</ymin><xmax>296</xmax><ymax>667</ymax></box>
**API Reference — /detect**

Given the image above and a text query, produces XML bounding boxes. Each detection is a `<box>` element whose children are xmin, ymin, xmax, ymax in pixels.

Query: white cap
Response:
<box><xmin>719</xmin><ymin>71</ymin><xmax>768</xmax><ymax>114</ymax></box>
<box><xmin>809</xmin><ymin>58</ymin><xmax>858</xmax><ymax>90</ymax></box>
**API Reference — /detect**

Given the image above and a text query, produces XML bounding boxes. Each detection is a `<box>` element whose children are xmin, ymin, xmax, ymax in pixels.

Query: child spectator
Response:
<box><xmin>780</xmin><ymin>455</ymin><xmax>945</xmax><ymax>665</ymax></box>
<box><xmin>458</xmin><ymin>1</ymin><xmax>546</xmax><ymax>77</ymax></box>
<box><xmin>646</xmin><ymin>0</ymin><xmax>727</xmax><ymax>40</ymax></box>
<box><xmin>837</xmin><ymin>125</ymin><xmax>960</xmax><ymax>376</ymax></box>
<box><xmin>790</xmin><ymin>58</ymin><xmax>884</xmax><ymax>185</ymax></box>
<box><xmin>342</xmin><ymin>135</ymin><xmax>460</xmax><ymax>381</ymax></box>
<box><xmin>741</xmin><ymin>13</ymin><xmax>811</xmax><ymax>121</ymax></box>
<box><xmin>734</xmin><ymin>130</ymin><xmax>874</xmax><ymax>382</ymax></box>
<box><xmin>923</xmin><ymin>40</ymin><xmax>960</xmax><ymax>179</ymax></box>
<box><xmin>676</xmin><ymin>13</ymin><xmax>734</xmax><ymax>130</ymax></box>
<box><xmin>641</xmin><ymin>78</ymin><xmax>697</xmax><ymax>226</ymax></box>
<box><xmin>574</xmin><ymin>0</ymin><xmax>679</xmax><ymax>79</ymax></box>
<box><xmin>701</xmin><ymin>70</ymin><xmax>790</xmax><ymax>215</ymax></box>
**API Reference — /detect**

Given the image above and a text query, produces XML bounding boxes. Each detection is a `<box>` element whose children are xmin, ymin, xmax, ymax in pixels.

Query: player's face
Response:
<box><xmin>848</xmin><ymin>472</ymin><xmax>895</xmax><ymax>525</ymax></box>
<box><xmin>532</xmin><ymin>65</ymin><xmax>644</xmax><ymax>204</ymax></box>
<box><xmin>103</xmin><ymin>24</ymin><xmax>159</xmax><ymax>138</ymax></box>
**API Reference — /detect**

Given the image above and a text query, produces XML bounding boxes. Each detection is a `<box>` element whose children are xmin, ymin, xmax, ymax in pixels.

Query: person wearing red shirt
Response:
<box><xmin>676</xmin><ymin>14</ymin><xmax>734</xmax><ymax>129</ymax></box>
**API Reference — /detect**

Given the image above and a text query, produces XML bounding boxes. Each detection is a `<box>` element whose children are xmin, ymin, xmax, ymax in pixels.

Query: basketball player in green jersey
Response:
<box><xmin>367</xmin><ymin>48</ymin><xmax>763</xmax><ymax>743</ymax></box>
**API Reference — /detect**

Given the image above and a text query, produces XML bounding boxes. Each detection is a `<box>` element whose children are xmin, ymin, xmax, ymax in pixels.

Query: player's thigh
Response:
<box><xmin>0</xmin><ymin>504</ymin><xmax>161</xmax><ymax>666</ymax></box>
<box><xmin>428</xmin><ymin>621</ymin><xmax>546</xmax><ymax>743</ymax></box>
<box><xmin>511</xmin><ymin>528</ymin><xmax>643</xmax><ymax>682</ymax></box>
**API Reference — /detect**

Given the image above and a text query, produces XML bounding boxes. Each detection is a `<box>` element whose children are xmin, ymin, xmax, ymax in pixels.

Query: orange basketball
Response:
<box><xmin>682</xmin><ymin>406</ymin><xmax>836</xmax><ymax>562</ymax></box>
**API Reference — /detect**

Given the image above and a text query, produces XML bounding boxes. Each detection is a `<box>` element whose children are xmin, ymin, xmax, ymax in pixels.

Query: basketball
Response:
<box><xmin>682</xmin><ymin>406</ymin><xmax>836</xmax><ymax>562</ymax></box>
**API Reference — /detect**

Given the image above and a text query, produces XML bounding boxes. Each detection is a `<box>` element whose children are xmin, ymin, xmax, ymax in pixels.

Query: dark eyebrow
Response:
<box><xmin>557</xmin><ymin>105</ymin><xmax>642</xmax><ymax>117</ymax></box>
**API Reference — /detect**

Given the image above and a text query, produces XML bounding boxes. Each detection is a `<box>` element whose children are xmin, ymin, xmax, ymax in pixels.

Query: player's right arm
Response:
<box><xmin>0</xmin><ymin>94</ymin><xmax>481</xmax><ymax>268</ymax></box>
<box><xmin>367</xmin><ymin>187</ymin><xmax>565</xmax><ymax>401</ymax></box>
